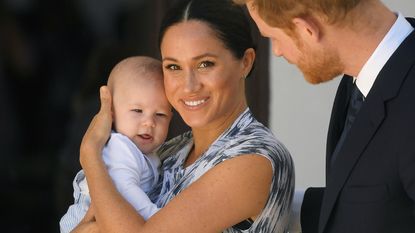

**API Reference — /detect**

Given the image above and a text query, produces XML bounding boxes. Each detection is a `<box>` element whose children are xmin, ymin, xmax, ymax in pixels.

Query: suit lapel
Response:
<box><xmin>319</xmin><ymin>93</ymin><xmax>385</xmax><ymax>232</ymax></box>
<box><xmin>319</xmin><ymin>21</ymin><xmax>415</xmax><ymax>233</ymax></box>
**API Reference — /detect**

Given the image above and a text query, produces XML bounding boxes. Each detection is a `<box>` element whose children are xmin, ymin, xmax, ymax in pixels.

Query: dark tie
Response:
<box><xmin>330</xmin><ymin>82</ymin><xmax>365</xmax><ymax>166</ymax></box>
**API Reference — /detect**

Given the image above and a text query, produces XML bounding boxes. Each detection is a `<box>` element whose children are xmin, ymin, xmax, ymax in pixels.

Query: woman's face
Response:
<box><xmin>160</xmin><ymin>20</ymin><xmax>252</xmax><ymax>130</ymax></box>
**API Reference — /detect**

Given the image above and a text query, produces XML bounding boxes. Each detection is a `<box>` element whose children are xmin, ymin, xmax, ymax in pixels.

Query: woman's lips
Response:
<box><xmin>182</xmin><ymin>97</ymin><xmax>209</xmax><ymax>108</ymax></box>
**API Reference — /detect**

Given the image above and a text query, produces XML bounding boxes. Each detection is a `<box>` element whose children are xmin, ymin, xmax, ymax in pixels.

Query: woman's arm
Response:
<box><xmin>79</xmin><ymin>86</ymin><xmax>273</xmax><ymax>233</ymax></box>
<box><xmin>145</xmin><ymin>154</ymin><xmax>273</xmax><ymax>233</ymax></box>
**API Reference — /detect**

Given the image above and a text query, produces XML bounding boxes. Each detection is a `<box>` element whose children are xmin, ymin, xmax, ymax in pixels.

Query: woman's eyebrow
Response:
<box><xmin>192</xmin><ymin>53</ymin><xmax>218</xmax><ymax>60</ymax></box>
<box><xmin>162</xmin><ymin>57</ymin><xmax>178</xmax><ymax>62</ymax></box>
<box><xmin>162</xmin><ymin>53</ymin><xmax>218</xmax><ymax>62</ymax></box>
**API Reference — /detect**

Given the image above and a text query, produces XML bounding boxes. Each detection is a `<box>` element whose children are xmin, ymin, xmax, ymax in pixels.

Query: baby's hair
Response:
<box><xmin>107</xmin><ymin>56</ymin><xmax>163</xmax><ymax>93</ymax></box>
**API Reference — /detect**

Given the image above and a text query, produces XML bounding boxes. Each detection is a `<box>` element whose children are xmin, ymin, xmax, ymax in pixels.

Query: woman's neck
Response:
<box><xmin>185</xmin><ymin>101</ymin><xmax>247</xmax><ymax>167</ymax></box>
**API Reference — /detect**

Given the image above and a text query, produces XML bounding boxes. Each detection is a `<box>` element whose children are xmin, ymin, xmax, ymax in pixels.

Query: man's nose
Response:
<box><xmin>270</xmin><ymin>39</ymin><xmax>284</xmax><ymax>57</ymax></box>
<box><xmin>272</xmin><ymin>45</ymin><xmax>283</xmax><ymax>57</ymax></box>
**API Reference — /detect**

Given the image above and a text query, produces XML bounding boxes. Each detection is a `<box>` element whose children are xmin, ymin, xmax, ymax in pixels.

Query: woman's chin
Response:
<box><xmin>181</xmin><ymin>115</ymin><xmax>210</xmax><ymax>129</ymax></box>
<box><xmin>183</xmin><ymin>119</ymin><xmax>205</xmax><ymax>129</ymax></box>
<box><xmin>176</xmin><ymin>108</ymin><xmax>209</xmax><ymax>128</ymax></box>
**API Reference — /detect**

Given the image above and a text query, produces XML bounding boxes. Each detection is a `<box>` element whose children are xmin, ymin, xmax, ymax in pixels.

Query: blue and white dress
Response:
<box><xmin>150</xmin><ymin>108</ymin><xmax>294</xmax><ymax>233</ymax></box>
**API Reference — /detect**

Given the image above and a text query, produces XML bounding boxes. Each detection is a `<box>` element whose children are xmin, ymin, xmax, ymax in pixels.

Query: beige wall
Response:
<box><xmin>269</xmin><ymin>0</ymin><xmax>415</xmax><ymax>189</ymax></box>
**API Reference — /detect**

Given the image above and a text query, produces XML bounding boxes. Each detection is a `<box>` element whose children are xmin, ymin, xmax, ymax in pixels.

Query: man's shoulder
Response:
<box><xmin>405</xmin><ymin>17</ymin><xmax>415</xmax><ymax>26</ymax></box>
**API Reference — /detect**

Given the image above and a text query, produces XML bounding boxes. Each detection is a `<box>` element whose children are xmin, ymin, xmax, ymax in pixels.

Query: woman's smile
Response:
<box><xmin>182</xmin><ymin>97</ymin><xmax>209</xmax><ymax>108</ymax></box>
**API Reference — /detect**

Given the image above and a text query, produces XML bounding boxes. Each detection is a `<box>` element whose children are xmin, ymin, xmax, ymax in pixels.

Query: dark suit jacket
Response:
<box><xmin>301</xmin><ymin>18</ymin><xmax>415</xmax><ymax>233</ymax></box>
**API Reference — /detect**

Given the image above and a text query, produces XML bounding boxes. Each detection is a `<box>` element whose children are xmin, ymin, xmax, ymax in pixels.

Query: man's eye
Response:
<box><xmin>165</xmin><ymin>64</ymin><xmax>181</xmax><ymax>70</ymax></box>
<box><xmin>199</xmin><ymin>61</ymin><xmax>215</xmax><ymax>68</ymax></box>
<box><xmin>132</xmin><ymin>109</ymin><xmax>142</xmax><ymax>113</ymax></box>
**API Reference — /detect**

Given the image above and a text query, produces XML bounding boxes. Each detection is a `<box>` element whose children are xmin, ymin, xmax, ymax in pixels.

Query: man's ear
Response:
<box><xmin>292</xmin><ymin>16</ymin><xmax>322</xmax><ymax>42</ymax></box>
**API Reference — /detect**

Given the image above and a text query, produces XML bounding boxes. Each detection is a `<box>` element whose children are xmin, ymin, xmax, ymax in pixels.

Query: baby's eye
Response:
<box><xmin>155</xmin><ymin>112</ymin><xmax>167</xmax><ymax>117</ymax></box>
<box><xmin>165</xmin><ymin>64</ymin><xmax>181</xmax><ymax>71</ymax></box>
<box><xmin>198</xmin><ymin>61</ymin><xmax>215</xmax><ymax>69</ymax></box>
<box><xmin>132</xmin><ymin>109</ymin><xmax>143</xmax><ymax>113</ymax></box>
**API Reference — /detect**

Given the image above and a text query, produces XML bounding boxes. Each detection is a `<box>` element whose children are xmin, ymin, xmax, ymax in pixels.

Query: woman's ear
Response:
<box><xmin>242</xmin><ymin>48</ymin><xmax>256</xmax><ymax>78</ymax></box>
<box><xmin>292</xmin><ymin>16</ymin><xmax>322</xmax><ymax>42</ymax></box>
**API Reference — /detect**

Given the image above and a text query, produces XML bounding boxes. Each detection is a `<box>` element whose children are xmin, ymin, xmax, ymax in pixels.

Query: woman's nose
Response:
<box><xmin>183</xmin><ymin>70</ymin><xmax>201</xmax><ymax>93</ymax></box>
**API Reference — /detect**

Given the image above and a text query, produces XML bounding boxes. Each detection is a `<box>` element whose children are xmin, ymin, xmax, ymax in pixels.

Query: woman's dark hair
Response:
<box><xmin>158</xmin><ymin>0</ymin><xmax>256</xmax><ymax>60</ymax></box>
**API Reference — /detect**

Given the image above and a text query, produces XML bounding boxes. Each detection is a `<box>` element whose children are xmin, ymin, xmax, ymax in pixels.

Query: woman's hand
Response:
<box><xmin>71</xmin><ymin>220</ymin><xmax>99</xmax><ymax>233</ymax></box>
<box><xmin>82</xmin><ymin>202</ymin><xmax>96</xmax><ymax>223</ymax></box>
<box><xmin>80</xmin><ymin>86</ymin><xmax>113</xmax><ymax>168</ymax></box>
<box><xmin>71</xmin><ymin>202</ymin><xmax>99</xmax><ymax>233</ymax></box>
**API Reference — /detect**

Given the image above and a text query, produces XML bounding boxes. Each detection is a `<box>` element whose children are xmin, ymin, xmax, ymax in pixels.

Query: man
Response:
<box><xmin>233</xmin><ymin>0</ymin><xmax>415</xmax><ymax>232</ymax></box>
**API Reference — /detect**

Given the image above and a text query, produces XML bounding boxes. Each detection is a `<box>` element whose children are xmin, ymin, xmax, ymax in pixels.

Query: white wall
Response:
<box><xmin>269</xmin><ymin>0</ymin><xmax>415</xmax><ymax>189</ymax></box>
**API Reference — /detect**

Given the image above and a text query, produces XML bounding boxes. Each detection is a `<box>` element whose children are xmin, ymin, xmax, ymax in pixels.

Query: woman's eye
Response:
<box><xmin>132</xmin><ymin>109</ymin><xmax>142</xmax><ymax>113</ymax></box>
<box><xmin>198</xmin><ymin>61</ymin><xmax>214</xmax><ymax>69</ymax></box>
<box><xmin>165</xmin><ymin>64</ymin><xmax>180</xmax><ymax>71</ymax></box>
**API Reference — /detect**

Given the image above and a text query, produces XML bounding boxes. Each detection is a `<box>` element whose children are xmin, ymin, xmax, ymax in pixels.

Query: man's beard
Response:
<box><xmin>297</xmin><ymin>43</ymin><xmax>344</xmax><ymax>84</ymax></box>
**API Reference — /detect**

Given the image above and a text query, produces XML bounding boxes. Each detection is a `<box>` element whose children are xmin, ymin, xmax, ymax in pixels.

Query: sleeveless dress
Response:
<box><xmin>150</xmin><ymin>108</ymin><xmax>294</xmax><ymax>233</ymax></box>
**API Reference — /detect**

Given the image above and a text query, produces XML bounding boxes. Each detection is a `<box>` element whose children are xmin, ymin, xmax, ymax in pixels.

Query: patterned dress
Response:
<box><xmin>150</xmin><ymin>108</ymin><xmax>294</xmax><ymax>233</ymax></box>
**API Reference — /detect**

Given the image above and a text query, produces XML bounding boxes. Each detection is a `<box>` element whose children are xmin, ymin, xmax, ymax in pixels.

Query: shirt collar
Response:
<box><xmin>355</xmin><ymin>12</ymin><xmax>414</xmax><ymax>97</ymax></box>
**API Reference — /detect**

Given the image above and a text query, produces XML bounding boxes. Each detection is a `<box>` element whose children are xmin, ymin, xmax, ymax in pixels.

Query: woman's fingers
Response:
<box><xmin>98</xmin><ymin>86</ymin><xmax>112</xmax><ymax>120</ymax></box>
<box><xmin>80</xmin><ymin>86</ymin><xmax>113</xmax><ymax>165</ymax></box>
<box><xmin>95</xmin><ymin>86</ymin><xmax>112</xmax><ymax>140</ymax></box>
<box><xmin>81</xmin><ymin>202</ymin><xmax>96</xmax><ymax>223</ymax></box>
<box><xmin>71</xmin><ymin>221</ymin><xmax>100</xmax><ymax>233</ymax></box>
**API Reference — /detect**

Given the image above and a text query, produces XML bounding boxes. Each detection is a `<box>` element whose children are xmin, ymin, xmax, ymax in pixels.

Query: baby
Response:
<box><xmin>60</xmin><ymin>56</ymin><xmax>172</xmax><ymax>232</ymax></box>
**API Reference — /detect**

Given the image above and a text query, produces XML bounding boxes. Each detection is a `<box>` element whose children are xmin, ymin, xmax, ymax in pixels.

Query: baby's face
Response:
<box><xmin>112</xmin><ymin>74</ymin><xmax>172</xmax><ymax>154</ymax></box>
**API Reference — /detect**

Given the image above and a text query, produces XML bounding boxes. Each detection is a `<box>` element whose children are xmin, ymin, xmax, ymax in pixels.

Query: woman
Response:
<box><xmin>75</xmin><ymin>0</ymin><xmax>294</xmax><ymax>232</ymax></box>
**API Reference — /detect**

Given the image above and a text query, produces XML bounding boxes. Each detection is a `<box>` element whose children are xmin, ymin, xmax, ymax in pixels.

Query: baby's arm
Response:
<box><xmin>103</xmin><ymin>134</ymin><xmax>160</xmax><ymax>220</ymax></box>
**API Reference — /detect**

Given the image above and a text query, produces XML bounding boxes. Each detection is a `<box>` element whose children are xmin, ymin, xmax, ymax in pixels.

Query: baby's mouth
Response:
<box><xmin>139</xmin><ymin>134</ymin><xmax>153</xmax><ymax>140</ymax></box>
